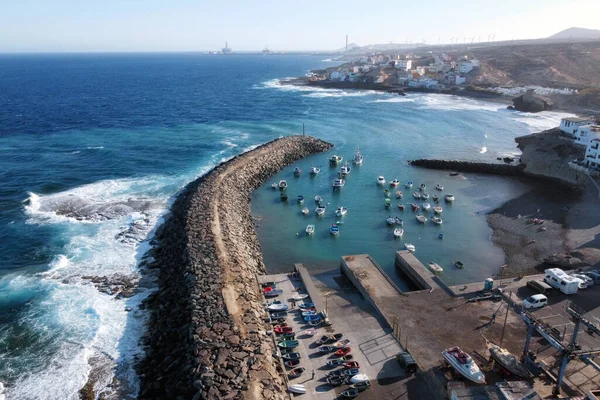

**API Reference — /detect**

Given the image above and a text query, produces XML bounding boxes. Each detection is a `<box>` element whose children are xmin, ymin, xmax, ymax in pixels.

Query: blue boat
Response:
<box><xmin>304</xmin><ymin>314</ymin><xmax>321</xmax><ymax>322</ymax></box>
<box><xmin>297</xmin><ymin>195</ymin><xmax>304</xmax><ymax>203</ymax></box>
<box><xmin>302</xmin><ymin>311</ymin><xmax>318</xmax><ymax>317</ymax></box>
<box><xmin>298</xmin><ymin>302</ymin><xmax>314</xmax><ymax>309</ymax></box>
<box><xmin>330</xmin><ymin>224</ymin><xmax>340</xmax><ymax>236</ymax></box>
<box><xmin>439</xmin><ymin>233</ymin><xmax>444</xmax><ymax>239</ymax></box>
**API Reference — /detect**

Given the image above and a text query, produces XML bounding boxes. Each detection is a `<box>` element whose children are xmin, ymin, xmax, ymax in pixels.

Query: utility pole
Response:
<box><xmin>345</xmin><ymin>34</ymin><xmax>348</xmax><ymax>52</ymax></box>
<box><xmin>500</xmin><ymin>292</ymin><xmax>512</xmax><ymax>347</ymax></box>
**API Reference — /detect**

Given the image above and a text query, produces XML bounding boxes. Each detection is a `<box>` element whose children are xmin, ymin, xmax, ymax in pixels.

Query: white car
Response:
<box><xmin>570</xmin><ymin>276</ymin><xmax>588</xmax><ymax>289</ymax></box>
<box><xmin>522</xmin><ymin>294</ymin><xmax>548</xmax><ymax>310</ymax></box>
<box><xmin>572</xmin><ymin>274</ymin><xmax>594</xmax><ymax>286</ymax></box>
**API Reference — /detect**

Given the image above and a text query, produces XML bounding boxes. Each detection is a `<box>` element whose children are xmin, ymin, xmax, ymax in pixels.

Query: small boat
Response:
<box><xmin>332</xmin><ymin>178</ymin><xmax>345</xmax><ymax>189</ymax></box>
<box><xmin>301</xmin><ymin>207</ymin><xmax>309</xmax><ymax>216</ymax></box>
<box><xmin>271</xmin><ymin>318</ymin><xmax>287</xmax><ymax>325</ymax></box>
<box><xmin>292</xmin><ymin>294</ymin><xmax>309</xmax><ymax>301</ymax></box>
<box><xmin>393</xmin><ymin>228</ymin><xmax>404</xmax><ymax>238</ymax></box>
<box><xmin>390</xmin><ymin>179</ymin><xmax>400</xmax><ymax>187</ymax></box>
<box><xmin>280</xmin><ymin>333</ymin><xmax>296</xmax><ymax>340</ymax></box>
<box><xmin>314</xmin><ymin>195</ymin><xmax>322</xmax><ymax>203</ymax></box>
<box><xmin>343</xmin><ymin>368</ymin><xmax>360</xmax><ymax>377</ymax></box>
<box><xmin>308</xmin><ymin>320</ymin><xmax>321</xmax><ymax>327</ymax></box>
<box><xmin>326</xmin><ymin>375</ymin><xmax>347</xmax><ymax>386</ymax></box>
<box><xmin>297</xmin><ymin>195</ymin><xmax>304</xmax><ymax>203</ymax></box>
<box><xmin>335</xmin><ymin>347</ymin><xmax>351</xmax><ymax>356</ymax></box>
<box><xmin>263</xmin><ymin>286</ymin><xmax>273</xmax><ymax>293</ymax></box>
<box><xmin>328</xmin><ymin>333</ymin><xmax>344</xmax><ymax>342</ymax></box>
<box><xmin>270</xmin><ymin>311</ymin><xmax>288</xmax><ymax>319</ymax></box>
<box><xmin>350</xmin><ymin>380</ymin><xmax>371</xmax><ymax>391</ymax></box>
<box><xmin>293</xmin><ymin>167</ymin><xmax>302</xmax><ymax>176</ymax></box>
<box><xmin>333</xmin><ymin>339</ymin><xmax>351</xmax><ymax>348</ymax></box>
<box><xmin>288</xmin><ymin>367</ymin><xmax>305</xmax><ymax>379</ymax></box>
<box><xmin>454</xmin><ymin>261</ymin><xmax>465</xmax><ymax>269</ymax></box>
<box><xmin>330</xmin><ymin>224</ymin><xmax>340</xmax><ymax>236</ymax></box>
<box><xmin>298</xmin><ymin>302</ymin><xmax>314</xmax><ymax>309</ymax></box>
<box><xmin>405</xmin><ymin>243</ymin><xmax>416</xmax><ymax>252</ymax></box>
<box><xmin>429</xmin><ymin>262</ymin><xmax>443</xmax><ymax>273</ymax></box>
<box><xmin>345</xmin><ymin>361</ymin><xmax>360</xmax><ymax>369</ymax></box>
<box><xmin>329</xmin><ymin>155</ymin><xmax>343</xmax><ymax>165</ymax></box>
<box><xmin>488</xmin><ymin>344</ymin><xmax>532</xmax><ymax>379</ymax></box>
<box><xmin>280</xmin><ymin>192</ymin><xmax>288</xmax><ymax>202</ymax></box>
<box><xmin>327</xmin><ymin>369</ymin><xmax>345</xmax><ymax>378</ymax></box>
<box><xmin>284</xmin><ymin>359</ymin><xmax>300</xmax><ymax>368</ymax></box>
<box><xmin>431</xmin><ymin>216</ymin><xmax>443</xmax><ymax>225</ymax></box>
<box><xmin>320</xmin><ymin>346</ymin><xmax>336</xmax><ymax>353</ymax></box>
<box><xmin>264</xmin><ymin>289</ymin><xmax>284</xmax><ymax>298</ymax></box>
<box><xmin>301</xmin><ymin>310</ymin><xmax>317</xmax><ymax>317</ymax></box>
<box><xmin>442</xmin><ymin>346</ymin><xmax>486</xmax><ymax>384</ymax></box>
<box><xmin>279</xmin><ymin>180</ymin><xmax>287</xmax><ymax>190</ymax></box>
<box><xmin>416</xmin><ymin>214</ymin><xmax>427</xmax><ymax>223</ymax></box>
<box><xmin>433</xmin><ymin>206</ymin><xmax>443</xmax><ymax>214</ymax></box>
<box><xmin>352</xmin><ymin>148</ymin><xmax>363</xmax><ymax>165</ymax></box>
<box><xmin>384</xmin><ymin>189</ymin><xmax>391</xmax><ymax>198</ymax></box>
<box><xmin>419</xmin><ymin>183</ymin><xmax>426</xmax><ymax>191</ymax></box>
<box><xmin>445</xmin><ymin>194</ymin><xmax>455</xmax><ymax>202</ymax></box>
<box><xmin>340</xmin><ymin>163</ymin><xmax>351</xmax><ymax>176</ymax></box>
<box><xmin>261</xmin><ymin>281</ymin><xmax>276</xmax><ymax>288</ymax></box>
<box><xmin>288</xmin><ymin>384</ymin><xmax>306</xmax><ymax>394</ymax></box>
<box><xmin>274</xmin><ymin>325</ymin><xmax>292</xmax><ymax>334</ymax></box>
<box><xmin>304</xmin><ymin>328</ymin><xmax>317</xmax><ymax>336</ymax></box>
<box><xmin>396</xmin><ymin>191</ymin><xmax>403</xmax><ymax>199</ymax></box>
<box><xmin>384</xmin><ymin>198</ymin><xmax>391</xmax><ymax>208</ymax></box>
<box><xmin>335</xmin><ymin>206</ymin><xmax>348</xmax><ymax>217</ymax></box>
<box><xmin>309</xmin><ymin>166</ymin><xmax>320</xmax><ymax>175</ymax></box>
<box><xmin>339</xmin><ymin>355</ymin><xmax>353</xmax><ymax>361</ymax></box>
<box><xmin>436</xmin><ymin>184</ymin><xmax>443</xmax><ymax>191</ymax></box>
<box><xmin>349</xmin><ymin>374</ymin><xmax>370</xmax><ymax>383</ymax></box>
<box><xmin>386</xmin><ymin>216</ymin><xmax>396</xmax><ymax>225</ymax></box>
<box><xmin>413</xmin><ymin>192</ymin><xmax>421</xmax><ymax>199</ymax></box>
<box><xmin>316</xmin><ymin>335</ymin><xmax>330</xmax><ymax>345</ymax></box>
<box><xmin>271</xmin><ymin>183</ymin><xmax>278</xmax><ymax>190</ymax></box>
<box><xmin>439</xmin><ymin>233</ymin><xmax>444</xmax><ymax>239</ymax></box>
<box><xmin>304</xmin><ymin>313</ymin><xmax>320</xmax><ymax>320</ymax></box>
<box><xmin>377</xmin><ymin>176</ymin><xmax>386</xmax><ymax>185</ymax></box>
<box><xmin>405</xmin><ymin>181</ymin><xmax>413</xmax><ymax>188</ymax></box>
<box><xmin>315</xmin><ymin>206</ymin><xmax>326</xmax><ymax>216</ymax></box>
<box><xmin>341</xmin><ymin>388</ymin><xmax>360</xmax><ymax>398</ymax></box>
<box><xmin>395</xmin><ymin>217</ymin><xmax>403</xmax><ymax>226</ymax></box>
<box><xmin>278</xmin><ymin>340</ymin><xmax>299</xmax><ymax>349</ymax></box>
<box><xmin>421</xmin><ymin>192</ymin><xmax>430</xmax><ymax>200</ymax></box>
<box><xmin>398</xmin><ymin>204</ymin><xmax>405</xmax><ymax>211</ymax></box>
<box><xmin>305</xmin><ymin>225</ymin><xmax>315</xmax><ymax>235</ymax></box>
<box><xmin>326</xmin><ymin>359</ymin><xmax>344</xmax><ymax>367</ymax></box>
<box><xmin>269</xmin><ymin>304</ymin><xmax>289</xmax><ymax>312</ymax></box>
<box><xmin>422</xmin><ymin>203</ymin><xmax>431</xmax><ymax>211</ymax></box>
<box><xmin>433</xmin><ymin>194</ymin><xmax>440</xmax><ymax>202</ymax></box>
<box><xmin>411</xmin><ymin>203</ymin><xmax>420</xmax><ymax>211</ymax></box>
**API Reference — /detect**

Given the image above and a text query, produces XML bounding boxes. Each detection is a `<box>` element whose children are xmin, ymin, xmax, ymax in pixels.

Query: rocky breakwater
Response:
<box><xmin>138</xmin><ymin>136</ymin><xmax>333</xmax><ymax>400</ymax></box>
<box><xmin>409</xmin><ymin>159</ymin><xmax>526</xmax><ymax>176</ymax></box>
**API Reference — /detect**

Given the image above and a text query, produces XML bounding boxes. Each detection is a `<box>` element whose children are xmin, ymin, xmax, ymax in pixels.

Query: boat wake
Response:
<box><xmin>479</xmin><ymin>146</ymin><xmax>488</xmax><ymax>154</ymax></box>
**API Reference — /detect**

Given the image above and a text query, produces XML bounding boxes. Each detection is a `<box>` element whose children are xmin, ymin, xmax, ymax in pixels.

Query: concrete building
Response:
<box><xmin>574</xmin><ymin>124</ymin><xmax>600</xmax><ymax>145</ymax></box>
<box><xmin>585</xmin><ymin>138</ymin><xmax>600</xmax><ymax>169</ymax></box>
<box><xmin>560</xmin><ymin>117</ymin><xmax>596</xmax><ymax>135</ymax></box>
<box><xmin>395</xmin><ymin>59</ymin><xmax>413</xmax><ymax>71</ymax></box>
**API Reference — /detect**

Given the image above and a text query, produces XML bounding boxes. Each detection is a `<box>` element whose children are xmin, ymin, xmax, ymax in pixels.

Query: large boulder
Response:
<box><xmin>511</xmin><ymin>89</ymin><xmax>553</xmax><ymax>112</ymax></box>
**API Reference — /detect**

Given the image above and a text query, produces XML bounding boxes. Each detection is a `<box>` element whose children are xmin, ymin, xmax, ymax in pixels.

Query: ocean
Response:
<box><xmin>0</xmin><ymin>53</ymin><xmax>570</xmax><ymax>398</ymax></box>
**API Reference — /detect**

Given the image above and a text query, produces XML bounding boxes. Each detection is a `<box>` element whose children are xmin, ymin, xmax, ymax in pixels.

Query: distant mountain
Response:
<box><xmin>333</xmin><ymin>43</ymin><xmax>360</xmax><ymax>53</ymax></box>
<box><xmin>548</xmin><ymin>27</ymin><xmax>600</xmax><ymax>40</ymax></box>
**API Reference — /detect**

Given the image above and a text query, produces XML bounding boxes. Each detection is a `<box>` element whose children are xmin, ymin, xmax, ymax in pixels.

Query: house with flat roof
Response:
<box><xmin>586</xmin><ymin>138</ymin><xmax>600</xmax><ymax>169</ymax></box>
<box><xmin>560</xmin><ymin>117</ymin><xmax>596</xmax><ymax>136</ymax></box>
<box><xmin>574</xmin><ymin>124</ymin><xmax>600</xmax><ymax>146</ymax></box>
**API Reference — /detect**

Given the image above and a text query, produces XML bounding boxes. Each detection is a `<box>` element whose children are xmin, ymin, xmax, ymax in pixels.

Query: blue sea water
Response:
<box><xmin>0</xmin><ymin>53</ymin><xmax>570</xmax><ymax>398</ymax></box>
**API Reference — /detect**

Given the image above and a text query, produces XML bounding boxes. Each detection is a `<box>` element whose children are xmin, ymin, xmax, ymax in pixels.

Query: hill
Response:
<box><xmin>549</xmin><ymin>27</ymin><xmax>600</xmax><ymax>40</ymax></box>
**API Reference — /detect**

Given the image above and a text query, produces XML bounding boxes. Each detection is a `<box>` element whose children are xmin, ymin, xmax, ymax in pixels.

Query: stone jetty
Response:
<box><xmin>138</xmin><ymin>136</ymin><xmax>333</xmax><ymax>400</ymax></box>
<box><xmin>409</xmin><ymin>159</ymin><xmax>526</xmax><ymax>176</ymax></box>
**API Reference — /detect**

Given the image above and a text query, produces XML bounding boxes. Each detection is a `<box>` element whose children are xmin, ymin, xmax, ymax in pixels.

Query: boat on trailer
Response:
<box><xmin>442</xmin><ymin>346</ymin><xmax>486</xmax><ymax>384</ymax></box>
<box><xmin>488</xmin><ymin>344</ymin><xmax>532</xmax><ymax>379</ymax></box>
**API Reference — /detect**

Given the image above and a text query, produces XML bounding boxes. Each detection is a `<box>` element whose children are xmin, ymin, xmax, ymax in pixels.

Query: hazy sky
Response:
<box><xmin>0</xmin><ymin>0</ymin><xmax>598</xmax><ymax>52</ymax></box>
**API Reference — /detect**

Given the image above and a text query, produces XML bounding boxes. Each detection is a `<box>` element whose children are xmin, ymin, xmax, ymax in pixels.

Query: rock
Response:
<box><xmin>511</xmin><ymin>89</ymin><xmax>553</xmax><ymax>113</ymax></box>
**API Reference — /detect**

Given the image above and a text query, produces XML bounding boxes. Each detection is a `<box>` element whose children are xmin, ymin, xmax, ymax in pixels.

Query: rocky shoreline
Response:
<box><xmin>409</xmin><ymin>159</ymin><xmax>525</xmax><ymax>176</ymax></box>
<box><xmin>137</xmin><ymin>136</ymin><xmax>333</xmax><ymax>400</ymax></box>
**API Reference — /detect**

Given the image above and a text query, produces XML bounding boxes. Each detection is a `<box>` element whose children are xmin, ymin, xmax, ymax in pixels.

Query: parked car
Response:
<box><xmin>396</xmin><ymin>351</ymin><xmax>417</xmax><ymax>374</ymax></box>
<box><xmin>572</xmin><ymin>273</ymin><xmax>594</xmax><ymax>286</ymax></box>
<box><xmin>527</xmin><ymin>280</ymin><xmax>552</xmax><ymax>295</ymax></box>
<box><xmin>522</xmin><ymin>294</ymin><xmax>548</xmax><ymax>310</ymax></box>
<box><xmin>570</xmin><ymin>276</ymin><xmax>588</xmax><ymax>289</ymax></box>
<box><xmin>582</xmin><ymin>271</ymin><xmax>600</xmax><ymax>284</ymax></box>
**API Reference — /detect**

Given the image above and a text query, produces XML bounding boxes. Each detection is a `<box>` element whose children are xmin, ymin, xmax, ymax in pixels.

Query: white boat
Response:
<box><xmin>393</xmin><ymin>228</ymin><xmax>404</xmax><ymax>238</ymax></box>
<box><xmin>306</xmin><ymin>224</ymin><xmax>315</xmax><ymax>234</ymax></box>
<box><xmin>309</xmin><ymin>166</ymin><xmax>320</xmax><ymax>175</ymax></box>
<box><xmin>271</xmin><ymin>183</ymin><xmax>277</xmax><ymax>190</ymax></box>
<box><xmin>315</xmin><ymin>206</ymin><xmax>326</xmax><ymax>216</ymax></box>
<box><xmin>436</xmin><ymin>184</ymin><xmax>444</xmax><ymax>191</ymax></box>
<box><xmin>340</xmin><ymin>163</ymin><xmax>351</xmax><ymax>176</ymax></box>
<box><xmin>419</xmin><ymin>184</ymin><xmax>426</xmax><ymax>191</ymax></box>
<box><xmin>429</xmin><ymin>262</ymin><xmax>443</xmax><ymax>273</ymax></box>
<box><xmin>304</xmin><ymin>328</ymin><xmax>317</xmax><ymax>336</ymax></box>
<box><xmin>405</xmin><ymin>181</ymin><xmax>413</xmax><ymax>188</ymax></box>
<box><xmin>395</xmin><ymin>191</ymin><xmax>403</xmax><ymax>199</ymax></box>
<box><xmin>390</xmin><ymin>179</ymin><xmax>400</xmax><ymax>187</ymax></box>
<box><xmin>330</xmin><ymin>224</ymin><xmax>340</xmax><ymax>236</ymax></box>
<box><xmin>268</xmin><ymin>303</ymin><xmax>289</xmax><ymax>311</ymax></box>
<box><xmin>377</xmin><ymin>176</ymin><xmax>386</xmax><ymax>185</ymax></box>
<box><xmin>332</xmin><ymin>179</ymin><xmax>345</xmax><ymax>189</ymax></box>
<box><xmin>394</xmin><ymin>217</ymin><xmax>403</xmax><ymax>226</ymax></box>
<box><xmin>315</xmin><ymin>195</ymin><xmax>322</xmax><ymax>203</ymax></box>
<box><xmin>416</xmin><ymin>214</ymin><xmax>427</xmax><ymax>223</ymax></box>
<box><xmin>352</xmin><ymin>148</ymin><xmax>363</xmax><ymax>165</ymax></box>
<box><xmin>422</xmin><ymin>203</ymin><xmax>431</xmax><ymax>211</ymax></box>
<box><xmin>329</xmin><ymin>155</ymin><xmax>343</xmax><ymax>165</ymax></box>
<box><xmin>279</xmin><ymin>180</ymin><xmax>288</xmax><ymax>190</ymax></box>
<box><xmin>442</xmin><ymin>346</ymin><xmax>486</xmax><ymax>384</ymax></box>
<box><xmin>335</xmin><ymin>207</ymin><xmax>348</xmax><ymax>217</ymax></box>
<box><xmin>421</xmin><ymin>192</ymin><xmax>430</xmax><ymax>200</ymax></box>
<box><xmin>297</xmin><ymin>195</ymin><xmax>304</xmax><ymax>203</ymax></box>
<box><xmin>350</xmin><ymin>374</ymin><xmax>370</xmax><ymax>383</ymax></box>
<box><xmin>433</xmin><ymin>206</ymin><xmax>443</xmax><ymax>214</ymax></box>
<box><xmin>386</xmin><ymin>216</ymin><xmax>396</xmax><ymax>225</ymax></box>
<box><xmin>431</xmin><ymin>216</ymin><xmax>443</xmax><ymax>225</ymax></box>
<box><xmin>293</xmin><ymin>294</ymin><xmax>309</xmax><ymax>301</ymax></box>
<box><xmin>405</xmin><ymin>243</ymin><xmax>416</xmax><ymax>252</ymax></box>
<box><xmin>445</xmin><ymin>194</ymin><xmax>455</xmax><ymax>202</ymax></box>
<box><xmin>288</xmin><ymin>384</ymin><xmax>307</xmax><ymax>394</ymax></box>
<box><xmin>413</xmin><ymin>192</ymin><xmax>421</xmax><ymax>199</ymax></box>
<box><xmin>301</xmin><ymin>208</ymin><xmax>309</xmax><ymax>215</ymax></box>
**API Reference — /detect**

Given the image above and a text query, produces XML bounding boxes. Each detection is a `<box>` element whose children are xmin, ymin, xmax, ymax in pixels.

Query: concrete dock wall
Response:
<box><xmin>395</xmin><ymin>251</ymin><xmax>436</xmax><ymax>291</ymax></box>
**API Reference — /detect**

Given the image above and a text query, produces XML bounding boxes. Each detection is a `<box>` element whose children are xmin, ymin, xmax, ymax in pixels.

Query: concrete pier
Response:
<box><xmin>394</xmin><ymin>250</ymin><xmax>436</xmax><ymax>291</ymax></box>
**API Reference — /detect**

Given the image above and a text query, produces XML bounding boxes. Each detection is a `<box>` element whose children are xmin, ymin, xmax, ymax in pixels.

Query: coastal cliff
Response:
<box><xmin>138</xmin><ymin>136</ymin><xmax>333</xmax><ymax>400</ymax></box>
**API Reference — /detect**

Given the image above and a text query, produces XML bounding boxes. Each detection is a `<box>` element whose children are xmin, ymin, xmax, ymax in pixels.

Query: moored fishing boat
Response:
<box><xmin>279</xmin><ymin>180</ymin><xmax>287</xmax><ymax>190</ymax></box>
<box><xmin>330</xmin><ymin>224</ymin><xmax>340</xmax><ymax>236</ymax></box>
<box><xmin>393</xmin><ymin>228</ymin><xmax>404</xmax><ymax>238</ymax></box>
<box><xmin>280</xmin><ymin>192</ymin><xmax>288</xmax><ymax>202</ymax></box>
<box><xmin>340</xmin><ymin>163</ymin><xmax>351</xmax><ymax>176</ymax></box>
<box><xmin>305</xmin><ymin>224</ymin><xmax>315</xmax><ymax>235</ymax></box>
<box><xmin>454</xmin><ymin>261</ymin><xmax>465</xmax><ymax>269</ymax></box>
<box><xmin>445</xmin><ymin>194</ymin><xmax>455</xmax><ymax>202</ymax></box>
<box><xmin>314</xmin><ymin>195</ymin><xmax>322</xmax><ymax>203</ymax></box>
<box><xmin>416</xmin><ymin>214</ymin><xmax>427</xmax><ymax>223</ymax></box>
<box><xmin>429</xmin><ymin>262</ymin><xmax>443</xmax><ymax>273</ymax></box>
<box><xmin>293</xmin><ymin>167</ymin><xmax>302</xmax><ymax>176</ymax></box>
<box><xmin>352</xmin><ymin>148</ymin><xmax>363</xmax><ymax>165</ymax></box>
<box><xmin>413</xmin><ymin>192</ymin><xmax>421</xmax><ymax>199</ymax></box>
<box><xmin>433</xmin><ymin>194</ymin><xmax>440</xmax><ymax>202</ymax></box>
<box><xmin>442</xmin><ymin>346</ymin><xmax>486</xmax><ymax>384</ymax></box>
<box><xmin>309</xmin><ymin>166</ymin><xmax>320</xmax><ymax>175</ymax></box>
<box><xmin>421</xmin><ymin>192</ymin><xmax>430</xmax><ymax>200</ymax></box>
<box><xmin>439</xmin><ymin>233</ymin><xmax>444</xmax><ymax>239</ymax></box>
<box><xmin>411</xmin><ymin>203</ymin><xmax>420</xmax><ymax>211</ymax></box>
<box><xmin>436</xmin><ymin>184</ymin><xmax>444</xmax><ymax>191</ymax></box>
<box><xmin>398</xmin><ymin>204</ymin><xmax>405</xmax><ymax>211</ymax></box>
<box><xmin>335</xmin><ymin>206</ymin><xmax>348</xmax><ymax>217</ymax></box>
<box><xmin>329</xmin><ymin>155</ymin><xmax>343</xmax><ymax>165</ymax></box>
<box><xmin>332</xmin><ymin>178</ymin><xmax>345</xmax><ymax>189</ymax></box>
<box><xmin>488</xmin><ymin>344</ymin><xmax>532</xmax><ymax>379</ymax></box>
<box><xmin>384</xmin><ymin>198</ymin><xmax>391</xmax><ymax>208</ymax></box>
<box><xmin>396</xmin><ymin>190</ymin><xmax>403</xmax><ymax>198</ymax></box>
<box><xmin>390</xmin><ymin>179</ymin><xmax>400</xmax><ymax>187</ymax></box>
<box><xmin>395</xmin><ymin>217</ymin><xmax>403</xmax><ymax>226</ymax></box>
<box><xmin>405</xmin><ymin>181</ymin><xmax>413</xmax><ymax>188</ymax></box>
<box><xmin>315</xmin><ymin>205</ymin><xmax>326</xmax><ymax>216</ymax></box>
<box><xmin>377</xmin><ymin>176</ymin><xmax>386</xmax><ymax>185</ymax></box>
<box><xmin>422</xmin><ymin>202</ymin><xmax>431</xmax><ymax>211</ymax></box>
<box><xmin>271</xmin><ymin>182</ymin><xmax>278</xmax><ymax>189</ymax></box>
<box><xmin>384</xmin><ymin>188</ymin><xmax>390</xmax><ymax>198</ymax></box>
<box><xmin>386</xmin><ymin>216</ymin><xmax>396</xmax><ymax>225</ymax></box>
<box><xmin>431</xmin><ymin>216</ymin><xmax>443</xmax><ymax>225</ymax></box>
<box><xmin>405</xmin><ymin>243</ymin><xmax>416</xmax><ymax>252</ymax></box>
<box><xmin>419</xmin><ymin>183</ymin><xmax>426</xmax><ymax>191</ymax></box>
<box><xmin>433</xmin><ymin>206</ymin><xmax>443</xmax><ymax>214</ymax></box>
<box><xmin>301</xmin><ymin>207</ymin><xmax>309</xmax><ymax>215</ymax></box>
<box><xmin>297</xmin><ymin>194</ymin><xmax>304</xmax><ymax>203</ymax></box>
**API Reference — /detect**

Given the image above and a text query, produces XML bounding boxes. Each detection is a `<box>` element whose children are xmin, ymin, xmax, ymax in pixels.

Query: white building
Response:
<box><xmin>585</xmin><ymin>138</ymin><xmax>600</xmax><ymax>169</ymax></box>
<box><xmin>416</xmin><ymin>66</ymin><xmax>429</xmax><ymax>75</ymax></box>
<box><xmin>329</xmin><ymin>71</ymin><xmax>347</xmax><ymax>81</ymax></box>
<box><xmin>574</xmin><ymin>125</ymin><xmax>600</xmax><ymax>146</ymax></box>
<box><xmin>395</xmin><ymin>59</ymin><xmax>412</xmax><ymax>71</ymax></box>
<box><xmin>408</xmin><ymin>78</ymin><xmax>439</xmax><ymax>88</ymax></box>
<box><xmin>559</xmin><ymin>117</ymin><xmax>595</xmax><ymax>136</ymax></box>
<box><xmin>447</xmin><ymin>75</ymin><xmax>466</xmax><ymax>85</ymax></box>
<box><xmin>458</xmin><ymin>61</ymin><xmax>475</xmax><ymax>73</ymax></box>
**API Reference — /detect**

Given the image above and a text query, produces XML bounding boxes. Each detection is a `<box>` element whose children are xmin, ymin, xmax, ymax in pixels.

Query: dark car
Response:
<box><xmin>396</xmin><ymin>351</ymin><xmax>417</xmax><ymax>374</ymax></box>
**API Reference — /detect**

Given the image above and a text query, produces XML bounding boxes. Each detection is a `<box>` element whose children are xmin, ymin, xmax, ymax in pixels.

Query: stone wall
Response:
<box><xmin>138</xmin><ymin>136</ymin><xmax>333</xmax><ymax>400</ymax></box>
<box><xmin>409</xmin><ymin>159</ymin><xmax>526</xmax><ymax>176</ymax></box>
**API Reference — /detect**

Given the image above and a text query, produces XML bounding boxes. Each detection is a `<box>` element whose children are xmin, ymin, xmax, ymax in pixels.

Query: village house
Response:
<box><xmin>395</xmin><ymin>59</ymin><xmax>412</xmax><ymax>71</ymax></box>
<box><xmin>585</xmin><ymin>138</ymin><xmax>600</xmax><ymax>169</ymax></box>
<box><xmin>458</xmin><ymin>58</ymin><xmax>480</xmax><ymax>74</ymax></box>
<box><xmin>447</xmin><ymin>74</ymin><xmax>466</xmax><ymax>85</ymax></box>
<box><xmin>559</xmin><ymin>117</ymin><xmax>596</xmax><ymax>136</ymax></box>
<box><xmin>573</xmin><ymin>124</ymin><xmax>600</xmax><ymax>146</ymax></box>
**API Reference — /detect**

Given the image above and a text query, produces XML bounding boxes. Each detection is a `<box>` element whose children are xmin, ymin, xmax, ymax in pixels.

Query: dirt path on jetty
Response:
<box><xmin>138</xmin><ymin>136</ymin><xmax>332</xmax><ymax>400</ymax></box>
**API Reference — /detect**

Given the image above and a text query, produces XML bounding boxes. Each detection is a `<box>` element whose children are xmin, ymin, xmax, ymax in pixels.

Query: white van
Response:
<box><xmin>544</xmin><ymin>268</ymin><xmax>579</xmax><ymax>295</ymax></box>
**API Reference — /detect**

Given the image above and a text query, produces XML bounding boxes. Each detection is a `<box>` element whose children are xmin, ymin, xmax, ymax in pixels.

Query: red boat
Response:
<box><xmin>274</xmin><ymin>326</ymin><xmax>294</xmax><ymax>334</ymax></box>
<box><xmin>335</xmin><ymin>347</ymin><xmax>351</xmax><ymax>356</ymax></box>
<box><xmin>344</xmin><ymin>361</ymin><xmax>359</xmax><ymax>369</ymax></box>
<box><xmin>263</xmin><ymin>287</ymin><xmax>273</xmax><ymax>293</ymax></box>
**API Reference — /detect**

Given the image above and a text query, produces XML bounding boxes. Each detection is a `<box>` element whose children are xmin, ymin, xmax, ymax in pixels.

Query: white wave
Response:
<box><xmin>371</xmin><ymin>97</ymin><xmax>415</xmax><ymax>103</ymax></box>
<box><xmin>69</xmin><ymin>150</ymin><xmax>81</xmax><ymax>155</ymax></box>
<box><xmin>415</xmin><ymin>94</ymin><xmax>504</xmax><ymax>112</ymax></box>
<box><xmin>510</xmin><ymin>110</ymin><xmax>575</xmax><ymax>133</ymax></box>
<box><xmin>220</xmin><ymin>140</ymin><xmax>238</xmax><ymax>149</ymax></box>
<box><xmin>479</xmin><ymin>146</ymin><xmax>488</xmax><ymax>154</ymax></box>
<box><xmin>86</xmin><ymin>146</ymin><xmax>104</xmax><ymax>150</ymax></box>
<box><xmin>302</xmin><ymin>90</ymin><xmax>376</xmax><ymax>99</ymax></box>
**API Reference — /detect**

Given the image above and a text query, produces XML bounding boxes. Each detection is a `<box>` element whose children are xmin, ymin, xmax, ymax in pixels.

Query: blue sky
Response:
<box><xmin>0</xmin><ymin>0</ymin><xmax>598</xmax><ymax>52</ymax></box>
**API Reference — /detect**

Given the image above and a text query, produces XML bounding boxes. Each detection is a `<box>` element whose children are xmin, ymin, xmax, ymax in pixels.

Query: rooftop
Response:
<box><xmin>563</xmin><ymin>117</ymin><xmax>596</xmax><ymax>123</ymax></box>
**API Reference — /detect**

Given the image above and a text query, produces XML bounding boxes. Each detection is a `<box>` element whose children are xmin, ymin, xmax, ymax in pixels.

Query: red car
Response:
<box><xmin>335</xmin><ymin>347</ymin><xmax>351</xmax><ymax>357</ymax></box>
<box><xmin>344</xmin><ymin>361</ymin><xmax>359</xmax><ymax>369</ymax></box>
<box><xmin>274</xmin><ymin>326</ymin><xmax>293</xmax><ymax>334</ymax></box>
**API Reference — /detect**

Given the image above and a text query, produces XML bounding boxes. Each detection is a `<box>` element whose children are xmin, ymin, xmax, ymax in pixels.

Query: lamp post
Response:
<box><xmin>324</xmin><ymin>291</ymin><xmax>333</xmax><ymax>314</ymax></box>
